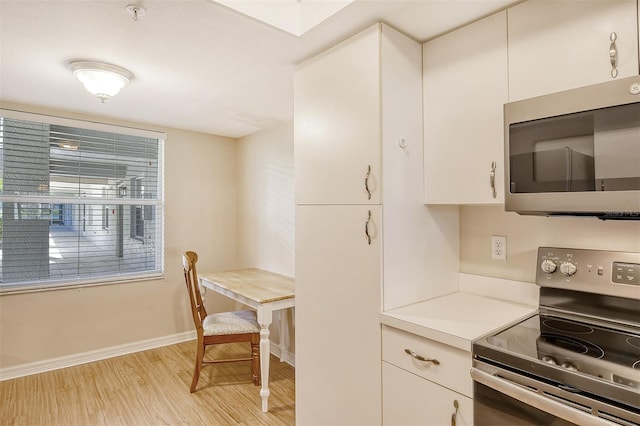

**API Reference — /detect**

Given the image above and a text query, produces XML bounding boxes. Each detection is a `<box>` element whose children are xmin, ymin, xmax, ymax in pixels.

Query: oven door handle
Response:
<box><xmin>470</xmin><ymin>368</ymin><xmax>618</xmax><ymax>426</ymax></box>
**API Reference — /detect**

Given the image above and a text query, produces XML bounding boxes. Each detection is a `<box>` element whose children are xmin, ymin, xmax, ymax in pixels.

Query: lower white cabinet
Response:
<box><xmin>296</xmin><ymin>204</ymin><xmax>382</xmax><ymax>425</ymax></box>
<box><xmin>383</xmin><ymin>362</ymin><xmax>473</xmax><ymax>426</ymax></box>
<box><xmin>382</xmin><ymin>325</ymin><xmax>473</xmax><ymax>425</ymax></box>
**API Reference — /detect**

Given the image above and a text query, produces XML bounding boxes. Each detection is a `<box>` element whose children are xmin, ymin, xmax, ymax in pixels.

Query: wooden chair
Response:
<box><xmin>182</xmin><ymin>251</ymin><xmax>261</xmax><ymax>392</ymax></box>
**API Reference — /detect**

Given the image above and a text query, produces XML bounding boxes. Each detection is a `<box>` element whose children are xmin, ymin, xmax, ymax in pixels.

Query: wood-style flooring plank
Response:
<box><xmin>0</xmin><ymin>341</ymin><xmax>295</xmax><ymax>425</ymax></box>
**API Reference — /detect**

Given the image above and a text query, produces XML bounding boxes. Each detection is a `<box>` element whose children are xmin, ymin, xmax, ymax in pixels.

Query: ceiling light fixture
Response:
<box><xmin>68</xmin><ymin>61</ymin><xmax>134</xmax><ymax>103</ymax></box>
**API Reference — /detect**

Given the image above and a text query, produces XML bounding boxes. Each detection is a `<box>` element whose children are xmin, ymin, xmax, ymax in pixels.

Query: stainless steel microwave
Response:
<box><xmin>504</xmin><ymin>75</ymin><xmax>640</xmax><ymax>220</ymax></box>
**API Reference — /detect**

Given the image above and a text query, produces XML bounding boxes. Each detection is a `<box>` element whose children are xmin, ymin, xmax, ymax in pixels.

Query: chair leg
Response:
<box><xmin>251</xmin><ymin>335</ymin><xmax>261</xmax><ymax>386</ymax></box>
<box><xmin>190</xmin><ymin>341</ymin><xmax>205</xmax><ymax>393</ymax></box>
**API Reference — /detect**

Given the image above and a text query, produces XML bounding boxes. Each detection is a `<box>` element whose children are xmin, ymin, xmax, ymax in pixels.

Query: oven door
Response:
<box><xmin>471</xmin><ymin>363</ymin><xmax>635</xmax><ymax>426</ymax></box>
<box><xmin>474</xmin><ymin>380</ymin><xmax>577</xmax><ymax>426</ymax></box>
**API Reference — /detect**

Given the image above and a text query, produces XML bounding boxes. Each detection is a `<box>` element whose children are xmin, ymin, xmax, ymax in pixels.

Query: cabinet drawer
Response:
<box><xmin>382</xmin><ymin>325</ymin><xmax>472</xmax><ymax>397</ymax></box>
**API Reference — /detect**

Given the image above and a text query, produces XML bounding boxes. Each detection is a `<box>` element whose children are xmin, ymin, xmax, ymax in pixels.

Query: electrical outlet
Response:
<box><xmin>491</xmin><ymin>235</ymin><xmax>507</xmax><ymax>260</ymax></box>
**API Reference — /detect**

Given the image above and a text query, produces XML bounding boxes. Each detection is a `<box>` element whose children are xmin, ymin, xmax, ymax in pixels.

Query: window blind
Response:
<box><xmin>0</xmin><ymin>112</ymin><xmax>164</xmax><ymax>292</ymax></box>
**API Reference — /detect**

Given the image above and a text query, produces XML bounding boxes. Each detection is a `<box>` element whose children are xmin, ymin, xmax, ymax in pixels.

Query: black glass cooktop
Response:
<box><xmin>483</xmin><ymin>314</ymin><xmax>640</xmax><ymax>392</ymax></box>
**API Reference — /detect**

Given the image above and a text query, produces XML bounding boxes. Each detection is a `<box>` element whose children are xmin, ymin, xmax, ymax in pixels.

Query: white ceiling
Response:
<box><xmin>0</xmin><ymin>0</ymin><xmax>519</xmax><ymax>139</ymax></box>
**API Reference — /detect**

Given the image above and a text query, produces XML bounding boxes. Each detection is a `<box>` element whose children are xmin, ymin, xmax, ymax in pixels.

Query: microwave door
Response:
<box><xmin>504</xmin><ymin>75</ymin><xmax>640</xmax><ymax>217</ymax></box>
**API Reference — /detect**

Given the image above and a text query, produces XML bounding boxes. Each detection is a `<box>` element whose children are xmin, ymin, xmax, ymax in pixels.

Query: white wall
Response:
<box><xmin>0</xmin><ymin>101</ymin><xmax>240</xmax><ymax>371</ymax></box>
<box><xmin>236</xmin><ymin>122</ymin><xmax>295</xmax><ymax>361</ymax></box>
<box><xmin>0</xmin><ymin>104</ymin><xmax>298</xmax><ymax>374</ymax></box>
<box><xmin>460</xmin><ymin>205</ymin><xmax>640</xmax><ymax>283</ymax></box>
<box><xmin>237</xmin><ymin>123</ymin><xmax>295</xmax><ymax>276</ymax></box>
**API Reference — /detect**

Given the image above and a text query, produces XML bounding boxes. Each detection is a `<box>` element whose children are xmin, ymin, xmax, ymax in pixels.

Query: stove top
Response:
<box><xmin>473</xmin><ymin>247</ymin><xmax>640</xmax><ymax>416</ymax></box>
<box><xmin>484</xmin><ymin>313</ymin><xmax>640</xmax><ymax>392</ymax></box>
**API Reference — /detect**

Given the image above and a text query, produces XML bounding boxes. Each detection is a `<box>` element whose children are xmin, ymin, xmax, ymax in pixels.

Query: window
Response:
<box><xmin>0</xmin><ymin>110</ymin><xmax>165</xmax><ymax>292</ymax></box>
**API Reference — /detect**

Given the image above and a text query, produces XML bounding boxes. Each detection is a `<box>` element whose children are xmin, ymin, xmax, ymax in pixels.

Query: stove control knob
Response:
<box><xmin>561</xmin><ymin>362</ymin><xmax>578</xmax><ymax>371</ymax></box>
<box><xmin>540</xmin><ymin>259</ymin><xmax>557</xmax><ymax>274</ymax></box>
<box><xmin>542</xmin><ymin>355</ymin><xmax>558</xmax><ymax>365</ymax></box>
<box><xmin>560</xmin><ymin>261</ymin><xmax>577</xmax><ymax>276</ymax></box>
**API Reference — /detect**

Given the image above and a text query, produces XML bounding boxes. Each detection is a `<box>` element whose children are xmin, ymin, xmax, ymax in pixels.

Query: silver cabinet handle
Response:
<box><xmin>403</xmin><ymin>348</ymin><xmax>440</xmax><ymax>365</ymax></box>
<box><xmin>451</xmin><ymin>400</ymin><xmax>459</xmax><ymax>426</ymax></box>
<box><xmin>364</xmin><ymin>165</ymin><xmax>372</xmax><ymax>200</ymax></box>
<box><xmin>610</xmin><ymin>32</ymin><xmax>618</xmax><ymax>78</ymax></box>
<box><xmin>490</xmin><ymin>161</ymin><xmax>497</xmax><ymax>199</ymax></box>
<box><xmin>365</xmin><ymin>210</ymin><xmax>372</xmax><ymax>245</ymax></box>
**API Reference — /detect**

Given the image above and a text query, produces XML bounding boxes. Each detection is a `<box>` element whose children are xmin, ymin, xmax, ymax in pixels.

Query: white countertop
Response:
<box><xmin>380</xmin><ymin>292</ymin><xmax>537</xmax><ymax>352</ymax></box>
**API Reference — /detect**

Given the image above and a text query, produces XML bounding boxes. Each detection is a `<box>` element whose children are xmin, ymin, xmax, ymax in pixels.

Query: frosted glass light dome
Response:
<box><xmin>68</xmin><ymin>61</ymin><xmax>134</xmax><ymax>102</ymax></box>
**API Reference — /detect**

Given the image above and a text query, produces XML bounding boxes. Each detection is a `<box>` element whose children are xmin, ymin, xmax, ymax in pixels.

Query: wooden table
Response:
<box><xmin>199</xmin><ymin>268</ymin><xmax>295</xmax><ymax>413</ymax></box>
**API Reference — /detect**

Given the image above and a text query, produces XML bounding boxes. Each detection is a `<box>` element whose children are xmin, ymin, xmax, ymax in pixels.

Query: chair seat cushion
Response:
<box><xmin>202</xmin><ymin>310</ymin><xmax>260</xmax><ymax>336</ymax></box>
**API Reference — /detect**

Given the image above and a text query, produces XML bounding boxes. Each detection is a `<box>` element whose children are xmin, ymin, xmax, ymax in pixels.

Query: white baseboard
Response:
<box><xmin>1</xmin><ymin>330</ymin><xmax>295</xmax><ymax>381</ymax></box>
<box><xmin>269</xmin><ymin>345</ymin><xmax>296</xmax><ymax>367</ymax></box>
<box><xmin>0</xmin><ymin>330</ymin><xmax>196</xmax><ymax>381</ymax></box>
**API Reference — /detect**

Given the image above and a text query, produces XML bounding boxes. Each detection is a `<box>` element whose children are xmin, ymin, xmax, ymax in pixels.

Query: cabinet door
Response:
<box><xmin>423</xmin><ymin>11</ymin><xmax>508</xmax><ymax>204</ymax></box>
<box><xmin>295</xmin><ymin>204</ymin><xmax>382</xmax><ymax>425</ymax></box>
<box><xmin>508</xmin><ymin>0</ymin><xmax>639</xmax><ymax>102</ymax></box>
<box><xmin>294</xmin><ymin>25</ymin><xmax>381</xmax><ymax>205</ymax></box>
<box><xmin>383</xmin><ymin>362</ymin><xmax>473</xmax><ymax>426</ymax></box>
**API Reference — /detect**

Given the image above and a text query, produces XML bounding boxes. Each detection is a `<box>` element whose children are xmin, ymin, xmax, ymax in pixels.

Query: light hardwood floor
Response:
<box><xmin>0</xmin><ymin>341</ymin><xmax>295</xmax><ymax>425</ymax></box>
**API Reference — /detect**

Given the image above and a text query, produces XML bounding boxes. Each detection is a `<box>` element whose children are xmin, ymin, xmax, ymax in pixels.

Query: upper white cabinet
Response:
<box><xmin>423</xmin><ymin>11</ymin><xmax>508</xmax><ymax>205</ymax></box>
<box><xmin>294</xmin><ymin>26</ymin><xmax>380</xmax><ymax>205</ymax></box>
<box><xmin>508</xmin><ymin>0</ymin><xmax>640</xmax><ymax>102</ymax></box>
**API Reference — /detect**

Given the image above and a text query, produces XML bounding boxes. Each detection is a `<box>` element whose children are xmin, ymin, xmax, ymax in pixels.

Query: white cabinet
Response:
<box><xmin>294</xmin><ymin>23</ymin><xmax>459</xmax><ymax>425</ymax></box>
<box><xmin>295</xmin><ymin>204</ymin><xmax>382</xmax><ymax>426</ymax></box>
<box><xmin>294</xmin><ymin>25</ymin><xmax>380</xmax><ymax>205</ymax></box>
<box><xmin>508</xmin><ymin>0</ymin><xmax>640</xmax><ymax>102</ymax></box>
<box><xmin>383</xmin><ymin>364</ymin><xmax>473</xmax><ymax>426</ymax></box>
<box><xmin>382</xmin><ymin>326</ymin><xmax>473</xmax><ymax>426</ymax></box>
<box><xmin>423</xmin><ymin>11</ymin><xmax>508</xmax><ymax>205</ymax></box>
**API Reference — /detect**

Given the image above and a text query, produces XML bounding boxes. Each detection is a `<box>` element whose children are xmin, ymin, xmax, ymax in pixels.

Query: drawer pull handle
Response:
<box><xmin>451</xmin><ymin>399</ymin><xmax>459</xmax><ymax>426</ymax></box>
<box><xmin>404</xmin><ymin>348</ymin><xmax>440</xmax><ymax>365</ymax></box>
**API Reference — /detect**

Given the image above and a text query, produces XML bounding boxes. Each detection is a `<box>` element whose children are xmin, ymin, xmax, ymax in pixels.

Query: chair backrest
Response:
<box><xmin>182</xmin><ymin>251</ymin><xmax>207</xmax><ymax>334</ymax></box>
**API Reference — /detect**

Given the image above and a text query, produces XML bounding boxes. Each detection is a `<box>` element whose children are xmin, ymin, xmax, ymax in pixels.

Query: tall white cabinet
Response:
<box><xmin>294</xmin><ymin>23</ymin><xmax>459</xmax><ymax>425</ymax></box>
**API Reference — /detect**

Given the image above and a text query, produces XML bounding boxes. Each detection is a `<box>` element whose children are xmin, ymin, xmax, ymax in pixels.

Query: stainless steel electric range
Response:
<box><xmin>472</xmin><ymin>247</ymin><xmax>640</xmax><ymax>425</ymax></box>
